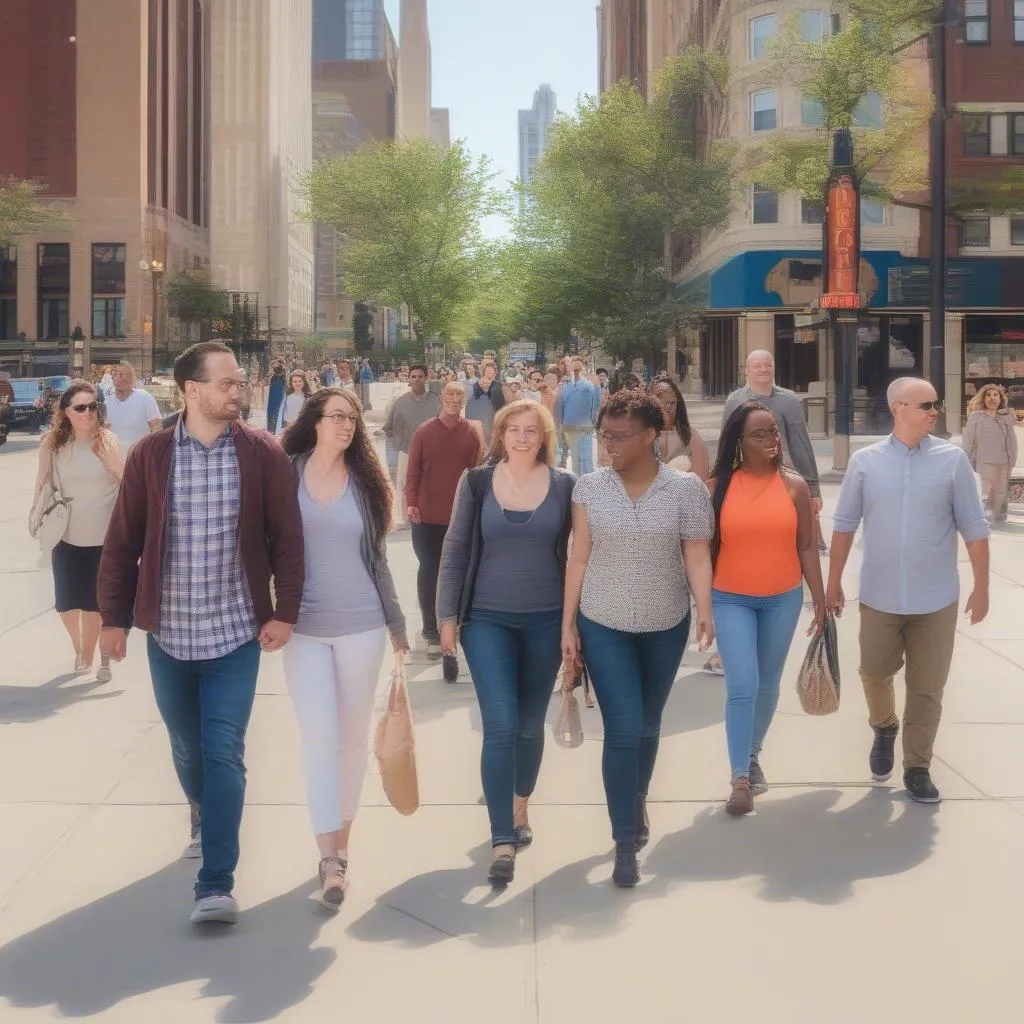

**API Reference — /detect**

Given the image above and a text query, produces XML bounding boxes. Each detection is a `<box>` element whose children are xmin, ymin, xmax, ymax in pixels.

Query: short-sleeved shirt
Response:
<box><xmin>104</xmin><ymin>388</ymin><xmax>160</xmax><ymax>449</ymax></box>
<box><xmin>573</xmin><ymin>465</ymin><xmax>714</xmax><ymax>632</ymax></box>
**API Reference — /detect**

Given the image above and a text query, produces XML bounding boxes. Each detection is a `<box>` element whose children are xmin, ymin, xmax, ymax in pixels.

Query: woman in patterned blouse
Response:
<box><xmin>561</xmin><ymin>390</ymin><xmax>715</xmax><ymax>888</ymax></box>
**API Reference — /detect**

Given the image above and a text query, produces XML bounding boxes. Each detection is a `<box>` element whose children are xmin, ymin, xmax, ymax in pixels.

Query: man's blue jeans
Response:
<box><xmin>148</xmin><ymin>636</ymin><xmax>261</xmax><ymax>898</ymax></box>
<box><xmin>460</xmin><ymin>608</ymin><xmax>562</xmax><ymax>847</ymax></box>
<box><xmin>562</xmin><ymin>427</ymin><xmax>594</xmax><ymax>475</ymax></box>
<box><xmin>712</xmin><ymin>586</ymin><xmax>803</xmax><ymax>779</ymax></box>
<box><xmin>577</xmin><ymin>611</ymin><xmax>690</xmax><ymax>844</ymax></box>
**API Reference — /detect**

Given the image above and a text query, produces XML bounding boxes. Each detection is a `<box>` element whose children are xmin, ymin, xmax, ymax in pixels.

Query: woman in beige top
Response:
<box><xmin>962</xmin><ymin>383</ymin><xmax>1019</xmax><ymax>523</ymax></box>
<box><xmin>32</xmin><ymin>381</ymin><xmax>123</xmax><ymax>680</ymax></box>
<box><xmin>650</xmin><ymin>376</ymin><xmax>709</xmax><ymax>479</ymax></box>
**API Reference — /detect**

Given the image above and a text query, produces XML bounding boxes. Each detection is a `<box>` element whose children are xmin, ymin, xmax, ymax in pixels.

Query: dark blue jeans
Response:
<box><xmin>147</xmin><ymin>636</ymin><xmax>260</xmax><ymax>898</ymax></box>
<box><xmin>577</xmin><ymin>611</ymin><xmax>691</xmax><ymax>844</ymax></box>
<box><xmin>460</xmin><ymin>607</ymin><xmax>562</xmax><ymax>847</ymax></box>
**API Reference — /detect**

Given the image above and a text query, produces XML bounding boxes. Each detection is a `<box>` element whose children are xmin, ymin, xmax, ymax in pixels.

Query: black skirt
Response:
<box><xmin>52</xmin><ymin>541</ymin><xmax>103</xmax><ymax>613</ymax></box>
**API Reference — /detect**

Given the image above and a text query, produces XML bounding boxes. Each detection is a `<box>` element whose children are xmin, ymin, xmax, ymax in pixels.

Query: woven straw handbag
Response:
<box><xmin>796</xmin><ymin>613</ymin><xmax>841</xmax><ymax>716</ymax></box>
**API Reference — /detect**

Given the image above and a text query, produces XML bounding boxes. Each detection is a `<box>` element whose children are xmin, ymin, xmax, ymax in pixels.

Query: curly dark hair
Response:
<box><xmin>50</xmin><ymin>380</ymin><xmax>108</xmax><ymax>454</ymax></box>
<box><xmin>281</xmin><ymin>388</ymin><xmax>393</xmax><ymax>547</ymax></box>
<box><xmin>650</xmin><ymin>375</ymin><xmax>693</xmax><ymax>447</ymax></box>
<box><xmin>596</xmin><ymin>387</ymin><xmax>665</xmax><ymax>434</ymax></box>
<box><xmin>709</xmin><ymin>400</ymin><xmax>783</xmax><ymax>566</ymax></box>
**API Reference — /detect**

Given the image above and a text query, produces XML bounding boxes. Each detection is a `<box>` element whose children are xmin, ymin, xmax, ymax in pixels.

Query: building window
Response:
<box><xmin>753</xmin><ymin>184</ymin><xmax>779</xmax><ymax>224</ymax></box>
<box><xmin>801</xmin><ymin>199</ymin><xmax>824</xmax><ymax>224</ymax></box>
<box><xmin>862</xmin><ymin>199</ymin><xmax>885</xmax><ymax>225</ymax></box>
<box><xmin>0</xmin><ymin>246</ymin><xmax>15</xmax><ymax>341</ymax></box>
<box><xmin>1012</xmin><ymin>114</ymin><xmax>1024</xmax><ymax>156</ymax></box>
<box><xmin>801</xmin><ymin>97</ymin><xmax>825</xmax><ymax>127</ymax></box>
<box><xmin>750</xmin><ymin>15</ymin><xmax>775</xmax><ymax>60</ymax></box>
<box><xmin>964</xmin><ymin>0</ymin><xmax>990</xmax><ymax>42</ymax></box>
<box><xmin>963</xmin><ymin>113</ymin><xmax>991</xmax><ymax>155</ymax></box>
<box><xmin>92</xmin><ymin>298</ymin><xmax>127</xmax><ymax>339</ymax></box>
<box><xmin>1011</xmin><ymin>217</ymin><xmax>1024</xmax><ymax>245</ymax></box>
<box><xmin>959</xmin><ymin>216</ymin><xmax>991</xmax><ymax>248</ymax></box>
<box><xmin>800</xmin><ymin>11</ymin><xmax>840</xmax><ymax>42</ymax></box>
<box><xmin>1016</xmin><ymin>0</ymin><xmax>1024</xmax><ymax>41</ymax></box>
<box><xmin>751</xmin><ymin>90</ymin><xmax>777</xmax><ymax>132</ymax></box>
<box><xmin>91</xmin><ymin>244</ymin><xmax>126</xmax><ymax>294</ymax></box>
<box><xmin>37</xmin><ymin>243</ymin><xmax>70</xmax><ymax>341</ymax></box>
<box><xmin>854</xmin><ymin>92</ymin><xmax>884</xmax><ymax>129</ymax></box>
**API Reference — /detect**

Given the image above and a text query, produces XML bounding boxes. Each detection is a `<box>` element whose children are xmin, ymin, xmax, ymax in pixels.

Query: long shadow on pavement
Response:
<box><xmin>0</xmin><ymin>674</ymin><xmax>122</xmax><ymax>724</ymax></box>
<box><xmin>346</xmin><ymin>789</ymin><xmax>935</xmax><ymax>949</ymax></box>
<box><xmin>0</xmin><ymin>864</ymin><xmax>335</xmax><ymax>1022</ymax></box>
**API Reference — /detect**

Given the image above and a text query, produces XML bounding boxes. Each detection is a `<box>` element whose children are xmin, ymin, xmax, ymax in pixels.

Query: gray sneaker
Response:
<box><xmin>748</xmin><ymin>756</ymin><xmax>768</xmax><ymax>796</ymax></box>
<box><xmin>183</xmin><ymin>804</ymin><xmax>202</xmax><ymax>859</ymax></box>
<box><xmin>190</xmin><ymin>892</ymin><xmax>238</xmax><ymax>924</ymax></box>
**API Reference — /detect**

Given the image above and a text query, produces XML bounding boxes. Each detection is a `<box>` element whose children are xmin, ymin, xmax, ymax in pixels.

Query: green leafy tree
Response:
<box><xmin>0</xmin><ymin>178</ymin><xmax>67</xmax><ymax>247</ymax></box>
<box><xmin>749</xmin><ymin>14</ymin><xmax>932</xmax><ymax>206</ymax></box>
<box><xmin>165</xmin><ymin>269</ymin><xmax>230</xmax><ymax>341</ymax></box>
<box><xmin>297</xmin><ymin>335</ymin><xmax>330</xmax><ymax>369</ymax></box>
<box><xmin>511</xmin><ymin>50</ymin><xmax>736</xmax><ymax>369</ymax></box>
<box><xmin>305</xmin><ymin>138</ymin><xmax>510</xmax><ymax>345</ymax></box>
<box><xmin>352</xmin><ymin>302</ymin><xmax>374</xmax><ymax>354</ymax></box>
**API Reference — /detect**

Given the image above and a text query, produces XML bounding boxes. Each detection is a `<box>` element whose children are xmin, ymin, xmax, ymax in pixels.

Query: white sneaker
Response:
<box><xmin>95</xmin><ymin>659</ymin><xmax>112</xmax><ymax>684</ymax></box>
<box><xmin>427</xmin><ymin>643</ymin><xmax>442</xmax><ymax>660</ymax></box>
<box><xmin>190</xmin><ymin>892</ymin><xmax>238</xmax><ymax>924</ymax></box>
<box><xmin>182</xmin><ymin>829</ymin><xmax>202</xmax><ymax>859</ymax></box>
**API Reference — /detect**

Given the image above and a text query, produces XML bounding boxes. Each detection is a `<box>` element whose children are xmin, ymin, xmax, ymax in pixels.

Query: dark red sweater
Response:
<box><xmin>405</xmin><ymin>417</ymin><xmax>481</xmax><ymax>526</ymax></box>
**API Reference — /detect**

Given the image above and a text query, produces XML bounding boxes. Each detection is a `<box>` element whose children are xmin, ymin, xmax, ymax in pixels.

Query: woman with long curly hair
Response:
<box><xmin>562</xmin><ymin>389</ymin><xmax>715</xmax><ymax>887</ymax></box>
<box><xmin>280</xmin><ymin>387</ymin><xmax>408</xmax><ymax>909</ymax></box>
<box><xmin>29</xmin><ymin>380</ymin><xmax>123</xmax><ymax>680</ymax></box>
<box><xmin>650</xmin><ymin>375</ymin><xmax>709</xmax><ymax>479</ymax></box>
<box><xmin>962</xmin><ymin>383</ymin><xmax>1018</xmax><ymax>523</ymax></box>
<box><xmin>708</xmin><ymin>401</ymin><xmax>825</xmax><ymax>816</ymax></box>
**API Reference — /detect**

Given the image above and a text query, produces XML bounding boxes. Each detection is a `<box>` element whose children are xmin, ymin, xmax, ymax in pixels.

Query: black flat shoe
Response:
<box><xmin>612</xmin><ymin>841</ymin><xmax>639</xmax><ymax>888</ymax></box>
<box><xmin>487</xmin><ymin>853</ymin><xmax>515</xmax><ymax>886</ymax></box>
<box><xmin>513</xmin><ymin>824</ymin><xmax>533</xmax><ymax>848</ymax></box>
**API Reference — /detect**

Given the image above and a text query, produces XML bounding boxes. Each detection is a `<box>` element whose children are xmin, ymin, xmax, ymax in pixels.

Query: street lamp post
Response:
<box><xmin>139</xmin><ymin>258</ymin><xmax>165</xmax><ymax>377</ymax></box>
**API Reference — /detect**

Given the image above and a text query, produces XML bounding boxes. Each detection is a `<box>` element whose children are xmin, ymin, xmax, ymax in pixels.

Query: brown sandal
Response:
<box><xmin>318</xmin><ymin>856</ymin><xmax>348</xmax><ymax>909</ymax></box>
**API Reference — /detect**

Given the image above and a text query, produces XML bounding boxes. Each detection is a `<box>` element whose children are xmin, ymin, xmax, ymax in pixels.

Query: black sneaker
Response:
<box><xmin>748</xmin><ymin>756</ymin><xmax>768</xmax><ymax>796</ymax></box>
<box><xmin>612</xmin><ymin>842</ymin><xmax>639</xmax><ymax>888</ymax></box>
<box><xmin>442</xmin><ymin>653</ymin><xmax>459</xmax><ymax>683</ymax></box>
<box><xmin>635</xmin><ymin>794</ymin><xmax>650</xmax><ymax>850</ymax></box>
<box><xmin>869</xmin><ymin>724</ymin><xmax>899</xmax><ymax>781</ymax></box>
<box><xmin>904</xmin><ymin>767</ymin><xmax>941</xmax><ymax>804</ymax></box>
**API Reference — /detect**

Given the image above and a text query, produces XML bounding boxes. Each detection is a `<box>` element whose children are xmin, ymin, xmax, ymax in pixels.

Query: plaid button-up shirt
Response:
<box><xmin>153</xmin><ymin>419</ymin><xmax>259</xmax><ymax>661</ymax></box>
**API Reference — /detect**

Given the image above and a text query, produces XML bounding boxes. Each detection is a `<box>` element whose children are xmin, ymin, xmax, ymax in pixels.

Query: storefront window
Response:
<box><xmin>964</xmin><ymin>316</ymin><xmax>1024</xmax><ymax>420</ymax></box>
<box><xmin>856</xmin><ymin>315</ymin><xmax>923</xmax><ymax>432</ymax></box>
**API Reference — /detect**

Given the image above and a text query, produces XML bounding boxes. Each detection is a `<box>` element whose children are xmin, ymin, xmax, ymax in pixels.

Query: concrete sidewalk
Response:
<box><xmin>1</xmin><ymin>436</ymin><xmax>1024</xmax><ymax>1022</ymax></box>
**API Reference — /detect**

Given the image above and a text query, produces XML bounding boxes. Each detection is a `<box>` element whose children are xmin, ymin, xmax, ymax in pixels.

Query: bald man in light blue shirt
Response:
<box><xmin>826</xmin><ymin>377</ymin><xmax>989</xmax><ymax>805</ymax></box>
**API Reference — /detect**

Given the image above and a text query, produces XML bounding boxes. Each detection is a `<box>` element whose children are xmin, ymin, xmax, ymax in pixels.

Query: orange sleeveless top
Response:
<box><xmin>713</xmin><ymin>471</ymin><xmax>802</xmax><ymax>596</ymax></box>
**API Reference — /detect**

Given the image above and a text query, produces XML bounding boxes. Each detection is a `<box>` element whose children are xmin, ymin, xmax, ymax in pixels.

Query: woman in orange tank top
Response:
<box><xmin>708</xmin><ymin>401</ymin><xmax>826</xmax><ymax>816</ymax></box>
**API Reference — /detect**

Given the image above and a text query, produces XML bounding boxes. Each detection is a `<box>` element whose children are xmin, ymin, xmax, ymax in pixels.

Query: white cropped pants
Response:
<box><xmin>283</xmin><ymin>627</ymin><xmax>388</xmax><ymax>835</ymax></box>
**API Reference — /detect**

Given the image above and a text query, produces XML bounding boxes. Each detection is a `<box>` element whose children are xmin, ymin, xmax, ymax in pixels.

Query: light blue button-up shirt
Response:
<box><xmin>832</xmin><ymin>434</ymin><xmax>989</xmax><ymax>615</ymax></box>
<box><xmin>555</xmin><ymin>377</ymin><xmax>602</xmax><ymax>429</ymax></box>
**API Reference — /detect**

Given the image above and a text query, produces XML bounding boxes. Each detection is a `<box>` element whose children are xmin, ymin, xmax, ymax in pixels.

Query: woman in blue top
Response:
<box><xmin>437</xmin><ymin>400</ymin><xmax>575</xmax><ymax>886</ymax></box>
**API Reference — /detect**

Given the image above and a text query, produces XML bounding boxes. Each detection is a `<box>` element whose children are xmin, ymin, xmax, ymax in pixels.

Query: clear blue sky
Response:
<box><xmin>383</xmin><ymin>0</ymin><xmax>599</xmax><ymax>235</ymax></box>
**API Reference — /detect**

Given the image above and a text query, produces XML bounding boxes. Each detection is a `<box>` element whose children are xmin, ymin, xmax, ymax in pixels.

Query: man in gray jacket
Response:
<box><xmin>383</xmin><ymin>364</ymin><xmax>440</xmax><ymax>528</ymax></box>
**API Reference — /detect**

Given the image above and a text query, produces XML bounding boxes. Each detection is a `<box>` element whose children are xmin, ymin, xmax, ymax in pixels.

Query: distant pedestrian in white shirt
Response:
<box><xmin>103</xmin><ymin>363</ymin><xmax>161</xmax><ymax>449</ymax></box>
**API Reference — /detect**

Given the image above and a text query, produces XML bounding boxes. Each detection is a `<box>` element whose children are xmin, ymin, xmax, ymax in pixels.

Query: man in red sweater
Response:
<box><xmin>406</xmin><ymin>380</ymin><xmax>481</xmax><ymax>665</ymax></box>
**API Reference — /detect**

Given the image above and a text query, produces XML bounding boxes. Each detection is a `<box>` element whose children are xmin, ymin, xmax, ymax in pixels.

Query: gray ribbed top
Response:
<box><xmin>295</xmin><ymin>478</ymin><xmax>386</xmax><ymax>638</ymax></box>
<box><xmin>471</xmin><ymin>488</ymin><xmax>564</xmax><ymax>612</ymax></box>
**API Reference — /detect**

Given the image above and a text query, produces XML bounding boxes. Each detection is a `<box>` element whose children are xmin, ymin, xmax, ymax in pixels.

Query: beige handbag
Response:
<box><xmin>374</xmin><ymin>652</ymin><xmax>420</xmax><ymax>815</ymax></box>
<box><xmin>28</xmin><ymin>445</ymin><xmax>72</xmax><ymax>555</ymax></box>
<box><xmin>796</xmin><ymin>614</ymin><xmax>841</xmax><ymax>716</ymax></box>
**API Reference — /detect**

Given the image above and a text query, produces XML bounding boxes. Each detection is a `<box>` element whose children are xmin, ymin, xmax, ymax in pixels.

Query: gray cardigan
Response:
<box><xmin>291</xmin><ymin>453</ymin><xmax>407</xmax><ymax>649</ymax></box>
<box><xmin>723</xmin><ymin>384</ymin><xmax>821</xmax><ymax>497</ymax></box>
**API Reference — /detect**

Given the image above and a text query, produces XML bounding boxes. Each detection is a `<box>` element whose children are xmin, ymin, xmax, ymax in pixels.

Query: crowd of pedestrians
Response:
<box><xmin>22</xmin><ymin>338</ymin><xmax>1000</xmax><ymax>924</ymax></box>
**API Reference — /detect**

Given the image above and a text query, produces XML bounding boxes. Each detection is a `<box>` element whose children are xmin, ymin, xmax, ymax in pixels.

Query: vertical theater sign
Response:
<box><xmin>820</xmin><ymin>129</ymin><xmax>861</xmax><ymax>311</ymax></box>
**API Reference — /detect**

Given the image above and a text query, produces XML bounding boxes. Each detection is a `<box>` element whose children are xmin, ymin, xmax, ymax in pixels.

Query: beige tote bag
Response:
<box><xmin>374</xmin><ymin>652</ymin><xmax>420</xmax><ymax>815</ymax></box>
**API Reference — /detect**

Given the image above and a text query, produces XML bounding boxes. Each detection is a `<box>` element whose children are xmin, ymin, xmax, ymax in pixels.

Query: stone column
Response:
<box><xmin>741</xmin><ymin>311</ymin><xmax>775</xmax><ymax>365</ymax></box>
<box><xmin>945</xmin><ymin>312</ymin><xmax>965</xmax><ymax>433</ymax></box>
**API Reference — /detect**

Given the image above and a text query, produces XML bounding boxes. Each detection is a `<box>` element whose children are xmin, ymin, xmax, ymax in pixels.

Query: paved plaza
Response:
<box><xmin>1</xmin><ymin>416</ymin><xmax>1023</xmax><ymax>1023</ymax></box>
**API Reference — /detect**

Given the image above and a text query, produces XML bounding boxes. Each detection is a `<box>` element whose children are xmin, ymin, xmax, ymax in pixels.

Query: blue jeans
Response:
<box><xmin>713</xmin><ymin>586</ymin><xmax>804</xmax><ymax>779</ymax></box>
<box><xmin>147</xmin><ymin>636</ymin><xmax>261</xmax><ymax>898</ymax></box>
<box><xmin>577</xmin><ymin>611</ymin><xmax>691</xmax><ymax>843</ymax></box>
<box><xmin>460</xmin><ymin>607</ymin><xmax>562</xmax><ymax>847</ymax></box>
<box><xmin>562</xmin><ymin>427</ymin><xmax>594</xmax><ymax>475</ymax></box>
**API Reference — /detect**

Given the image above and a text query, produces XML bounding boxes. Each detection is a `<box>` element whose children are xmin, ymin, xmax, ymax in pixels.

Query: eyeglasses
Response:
<box><xmin>598</xmin><ymin>428</ymin><xmax>645</xmax><ymax>445</ymax></box>
<box><xmin>321</xmin><ymin>411</ymin><xmax>359</xmax><ymax>426</ymax></box>
<box><xmin>196</xmin><ymin>378</ymin><xmax>249</xmax><ymax>392</ymax></box>
<box><xmin>69</xmin><ymin>402</ymin><xmax>99</xmax><ymax>414</ymax></box>
<box><xmin>744</xmin><ymin>426</ymin><xmax>781</xmax><ymax>441</ymax></box>
<box><xmin>900</xmin><ymin>400</ymin><xmax>943</xmax><ymax>412</ymax></box>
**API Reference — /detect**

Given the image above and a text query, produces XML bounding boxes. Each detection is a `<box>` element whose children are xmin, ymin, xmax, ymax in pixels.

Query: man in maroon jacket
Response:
<box><xmin>405</xmin><ymin>379</ymin><xmax>481</xmax><ymax>677</ymax></box>
<box><xmin>99</xmin><ymin>341</ymin><xmax>303</xmax><ymax>926</ymax></box>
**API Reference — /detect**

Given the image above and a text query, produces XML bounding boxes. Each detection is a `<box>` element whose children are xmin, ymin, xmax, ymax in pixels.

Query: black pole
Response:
<box><xmin>928</xmin><ymin>0</ymin><xmax>948</xmax><ymax>431</ymax></box>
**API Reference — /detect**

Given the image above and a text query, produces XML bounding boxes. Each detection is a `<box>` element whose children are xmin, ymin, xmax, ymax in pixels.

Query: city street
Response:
<box><xmin>1</xmin><ymin>421</ymin><xmax>1024</xmax><ymax>1023</ymax></box>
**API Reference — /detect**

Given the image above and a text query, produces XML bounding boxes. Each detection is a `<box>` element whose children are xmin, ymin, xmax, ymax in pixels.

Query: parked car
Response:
<box><xmin>8</xmin><ymin>376</ymin><xmax>72</xmax><ymax>431</ymax></box>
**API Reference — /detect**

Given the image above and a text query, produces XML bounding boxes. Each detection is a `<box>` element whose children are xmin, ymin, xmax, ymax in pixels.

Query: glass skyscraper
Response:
<box><xmin>313</xmin><ymin>0</ymin><xmax>385</xmax><ymax>61</ymax></box>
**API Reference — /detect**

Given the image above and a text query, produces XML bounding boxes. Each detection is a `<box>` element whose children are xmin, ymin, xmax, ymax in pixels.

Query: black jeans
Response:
<box><xmin>410</xmin><ymin>522</ymin><xmax>448</xmax><ymax>641</ymax></box>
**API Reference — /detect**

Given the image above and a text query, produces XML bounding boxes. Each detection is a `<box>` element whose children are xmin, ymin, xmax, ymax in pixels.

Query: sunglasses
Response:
<box><xmin>69</xmin><ymin>402</ymin><xmax>99</xmax><ymax>414</ymax></box>
<box><xmin>901</xmin><ymin>400</ymin><xmax>943</xmax><ymax>412</ymax></box>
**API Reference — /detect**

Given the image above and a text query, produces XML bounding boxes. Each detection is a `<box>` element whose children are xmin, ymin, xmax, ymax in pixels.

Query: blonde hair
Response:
<box><xmin>967</xmin><ymin>382</ymin><xmax>1007</xmax><ymax>414</ymax></box>
<box><xmin>487</xmin><ymin>399</ymin><xmax>557</xmax><ymax>467</ymax></box>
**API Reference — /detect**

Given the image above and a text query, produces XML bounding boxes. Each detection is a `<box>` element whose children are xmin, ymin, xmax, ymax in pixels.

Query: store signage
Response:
<box><xmin>821</xmin><ymin>173</ymin><xmax>860</xmax><ymax>310</ymax></box>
